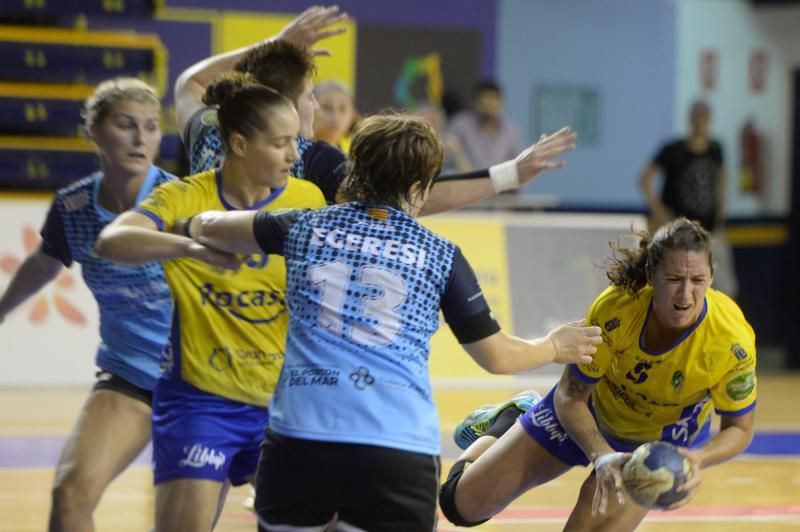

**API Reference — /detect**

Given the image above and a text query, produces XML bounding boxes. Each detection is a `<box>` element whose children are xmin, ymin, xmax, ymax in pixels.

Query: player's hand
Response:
<box><xmin>516</xmin><ymin>126</ymin><xmax>577</xmax><ymax>186</ymax></box>
<box><xmin>665</xmin><ymin>448</ymin><xmax>702</xmax><ymax>510</ymax></box>
<box><xmin>186</xmin><ymin>243</ymin><xmax>243</xmax><ymax>271</ymax></box>
<box><xmin>546</xmin><ymin>319</ymin><xmax>602</xmax><ymax>365</ymax></box>
<box><xmin>277</xmin><ymin>5</ymin><xmax>348</xmax><ymax>56</ymax></box>
<box><xmin>592</xmin><ymin>451</ymin><xmax>631</xmax><ymax>515</ymax></box>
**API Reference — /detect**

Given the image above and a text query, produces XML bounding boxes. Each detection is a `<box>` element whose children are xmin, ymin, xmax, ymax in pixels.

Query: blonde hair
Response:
<box><xmin>81</xmin><ymin>77</ymin><xmax>159</xmax><ymax>128</ymax></box>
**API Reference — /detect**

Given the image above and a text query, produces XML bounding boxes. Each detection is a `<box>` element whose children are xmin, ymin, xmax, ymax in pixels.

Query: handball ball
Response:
<box><xmin>622</xmin><ymin>441</ymin><xmax>691</xmax><ymax>509</ymax></box>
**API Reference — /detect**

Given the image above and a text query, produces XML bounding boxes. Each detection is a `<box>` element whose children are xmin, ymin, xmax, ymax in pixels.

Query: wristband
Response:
<box><xmin>488</xmin><ymin>160</ymin><xmax>520</xmax><ymax>192</ymax></box>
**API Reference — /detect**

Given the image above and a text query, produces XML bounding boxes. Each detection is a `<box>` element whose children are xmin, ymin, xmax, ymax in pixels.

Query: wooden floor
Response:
<box><xmin>1</xmin><ymin>374</ymin><xmax>799</xmax><ymax>531</ymax></box>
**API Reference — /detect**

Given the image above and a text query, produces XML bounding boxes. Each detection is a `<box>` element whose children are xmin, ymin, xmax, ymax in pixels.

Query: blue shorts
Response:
<box><xmin>151</xmin><ymin>378</ymin><xmax>269</xmax><ymax>486</ymax></box>
<box><xmin>519</xmin><ymin>386</ymin><xmax>710</xmax><ymax>467</ymax></box>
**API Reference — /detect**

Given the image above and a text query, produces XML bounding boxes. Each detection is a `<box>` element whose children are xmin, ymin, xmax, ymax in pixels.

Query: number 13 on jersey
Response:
<box><xmin>308</xmin><ymin>260</ymin><xmax>407</xmax><ymax>347</ymax></box>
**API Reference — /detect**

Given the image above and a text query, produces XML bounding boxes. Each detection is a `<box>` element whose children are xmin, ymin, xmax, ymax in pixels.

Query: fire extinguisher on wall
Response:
<box><xmin>739</xmin><ymin>120</ymin><xmax>761</xmax><ymax>194</ymax></box>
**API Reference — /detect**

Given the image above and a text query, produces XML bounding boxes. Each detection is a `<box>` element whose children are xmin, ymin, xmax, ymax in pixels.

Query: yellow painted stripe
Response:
<box><xmin>725</xmin><ymin>225</ymin><xmax>789</xmax><ymax>246</ymax></box>
<box><xmin>0</xmin><ymin>26</ymin><xmax>162</xmax><ymax>49</ymax></box>
<box><xmin>0</xmin><ymin>82</ymin><xmax>93</xmax><ymax>100</ymax></box>
<box><xmin>0</xmin><ymin>136</ymin><xmax>94</xmax><ymax>152</ymax></box>
<box><xmin>0</xmin><ymin>191</ymin><xmax>54</xmax><ymax>201</ymax></box>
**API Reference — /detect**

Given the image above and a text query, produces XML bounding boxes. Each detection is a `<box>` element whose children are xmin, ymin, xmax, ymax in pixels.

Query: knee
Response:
<box><xmin>51</xmin><ymin>467</ymin><xmax>102</xmax><ymax>512</ymax></box>
<box><xmin>439</xmin><ymin>460</ymin><xmax>490</xmax><ymax>528</ymax></box>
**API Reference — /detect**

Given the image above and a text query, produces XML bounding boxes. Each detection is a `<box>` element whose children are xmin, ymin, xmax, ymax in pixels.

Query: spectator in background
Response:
<box><xmin>313</xmin><ymin>80</ymin><xmax>357</xmax><ymax>153</ymax></box>
<box><xmin>639</xmin><ymin>100</ymin><xmax>737</xmax><ymax>297</ymax></box>
<box><xmin>414</xmin><ymin>103</ymin><xmax>473</xmax><ymax>173</ymax></box>
<box><xmin>447</xmin><ymin>80</ymin><xmax>523</xmax><ymax>170</ymax></box>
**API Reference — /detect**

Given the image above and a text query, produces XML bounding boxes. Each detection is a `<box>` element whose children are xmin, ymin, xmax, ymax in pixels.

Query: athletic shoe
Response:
<box><xmin>453</xmin><ymin>389</ymin><xmax>542</xmax><ymax>450</ymax></box>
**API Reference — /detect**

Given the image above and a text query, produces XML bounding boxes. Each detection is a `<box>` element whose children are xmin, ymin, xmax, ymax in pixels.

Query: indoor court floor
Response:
<box><xmin>1</xmin><ymin>374</ymin><xmax>799</xmax><ymax>531</ymax></box>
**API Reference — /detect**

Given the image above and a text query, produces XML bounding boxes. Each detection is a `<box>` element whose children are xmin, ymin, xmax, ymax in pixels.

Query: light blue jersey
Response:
<box><xmin>262</xmin><ymin>204</ymin><xmax>459</xmax><ymax>455</ymax></box>
<box><xmin>40</xmin><ymin>165</ymin><xmax>176</xmax><ymax>390</ymax></box>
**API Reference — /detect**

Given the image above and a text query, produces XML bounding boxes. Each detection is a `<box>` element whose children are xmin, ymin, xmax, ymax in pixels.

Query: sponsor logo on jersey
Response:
<box><xmin>198</xmin><ymin>282</ymin><xmax>287</xmax><ymax>324</ymax></box>
<box><xmin>725</xmin><ymin>371</ymin><xmax>755</xmax><ymax>402</ymax></box>
<box><xmin>625</xmin><ymin>361</ymin><xmax>652</xmax><ymax>385</ymax></box>
<box><xmin>209</xmin><ymin>346</ymin><xmax>233</xmax><ymax>372</ymax></box>
<box><xmin>288</xmin><ymin>367</ymin><xmax>340</xmax><ymax>387</ymax></box>
<box><xmin>671</xmin><ymin>370</ymin><xmax>684</xmax><ymax>391</ymax></box>
<box><xmin>349</xmin><ymin>366</ymin><xmax>375</xmax><ymax>390</ymax></box>
<box><xmin>178</xmin><ymin>444</ymin><xmax>226</xmax><ymax>470</ymax></box>
<box><xmin>200</xmin><ymin>109</ymin><xmax>219</xmax><ymax>126</ymax></box>
<box><xmin>730</xmin><ymin>343</ymin><xmax>748</xmax><ymax>361</ymax></box>
<box><xmin>527</xmin><ymin>407</ymin><xmax>568</xmax><ymax>443</ymax></box>
<box><xmin>670</xmin><ymin>394</ymin><xmax>710</xmax><ymax>443</ymax></box>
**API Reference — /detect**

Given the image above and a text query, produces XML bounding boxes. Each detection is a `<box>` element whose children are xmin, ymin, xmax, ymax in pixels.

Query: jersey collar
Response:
<box><xmin>215</xmin><ymin>168</ymin><xmax>286</xmax><ymax>211</ymax></box>
<box><xmin>93</xmin><ymin>164</ymin><xmax>161</xmax><ymax>221</ymax></box>
<box><xmin>638</xmin><ymin>297</ymin><xmax>708</xmax><ymax>355</ymax></box>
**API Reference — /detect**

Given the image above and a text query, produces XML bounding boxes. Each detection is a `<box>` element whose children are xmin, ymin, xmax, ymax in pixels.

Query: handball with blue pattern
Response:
<box><xmin>623</xmin><ymin>441</ymin><xmax>693</xmax><ymax>509</ymax></box>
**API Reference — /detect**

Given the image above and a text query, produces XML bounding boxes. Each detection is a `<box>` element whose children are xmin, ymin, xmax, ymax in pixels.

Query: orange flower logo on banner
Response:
<box><xmin>0</xmin><ymin>225</ymin><xmax>87</xmax><ymax>326</ymax></box>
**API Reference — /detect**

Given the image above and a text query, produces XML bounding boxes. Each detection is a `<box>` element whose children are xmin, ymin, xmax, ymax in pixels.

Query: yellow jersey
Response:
<box><xmin>573</xmin><ymin>285</ymin><xmax>757</xmax><ymax>447</ymax></box>
<box><xmin>136</xmin><ymin>169</ymin><xmax>325</xmax><ymax>405</ymax></box>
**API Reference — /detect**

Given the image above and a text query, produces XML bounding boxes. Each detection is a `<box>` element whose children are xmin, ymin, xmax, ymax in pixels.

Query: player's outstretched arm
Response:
<box><xmin>181</xmin><ymin>210</ymin><xmax>262</xmax><ymax>255</ymax></box>
<box><xmin>95</xmin><ymin>211</ymin><xmax>241</xmax><ymax>269</ymax></box>
<box><xmin>462</xmin><ymin>319</ymin><xmax>600</xmax><ymax>375</ymax></box>
<box><xmin>0</xmin><ymin>245</ymin><xmax>62</xmax><ymax>324</ymax></box>
<box><xmin>553</xmin><ymin>367</ymin><xmax>628</xmax><ymax>515</ymax></box>
<box><xmin>174</xmin><ymin>5</ymin><xmax>348</xmax><ymax>138</ymax></box>
<box><xmin>418</xmin><ymin>126</ymin><xmax>577</xmax><ymax>216</ymax></box>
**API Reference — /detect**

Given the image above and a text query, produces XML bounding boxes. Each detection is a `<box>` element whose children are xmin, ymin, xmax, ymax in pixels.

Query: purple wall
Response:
<box><xmin>166</xmin><ymin>0</ymin><xmax>498</xmax><ymax>76</ymax></box>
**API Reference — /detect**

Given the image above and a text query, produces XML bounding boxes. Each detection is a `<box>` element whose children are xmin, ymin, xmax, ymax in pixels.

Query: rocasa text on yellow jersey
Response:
<box><xmin>136</xmin><ymin>169</ymin><xmax>325</xmax><ymax>405</ymax></box>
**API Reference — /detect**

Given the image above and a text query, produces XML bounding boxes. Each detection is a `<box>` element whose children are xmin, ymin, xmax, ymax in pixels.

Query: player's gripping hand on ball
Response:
<box><xmin>665</xmin><ymin>448</ymin><xmax>702</xmax><ymax>510</ymax></box>
<box><xmin>592</xmin><ymin>451</ymin><xmax>632</xmax><ymax>515</ymax></box>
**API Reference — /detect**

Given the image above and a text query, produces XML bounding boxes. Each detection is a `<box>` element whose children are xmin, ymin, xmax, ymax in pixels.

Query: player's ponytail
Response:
<box><xmin>202</xmin><ymin>72</ymin><xmax>294</xmax><ymax>150</ymax></box>
<box><xmin>607</xmin><ymin>217</ymin><xmax>713</xmax><ymax>296</ymax></box>
<box><xmin>607</xmin><ymin>230</ymin><xmax>650</xmax><ymax>295</ymax></box>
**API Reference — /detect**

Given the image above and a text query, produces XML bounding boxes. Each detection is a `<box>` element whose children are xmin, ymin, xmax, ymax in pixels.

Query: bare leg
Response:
<box><xmin>453</xmin><ymin>422</ymin><xmax>573</xmax><ymax>522</ymax></box>
<box><xmin>49</xmin><ymin>389</ymin><xmax>151</xmax><ymax>532</ymax></box>
<box><xmin>210</xmin><ymin>480</ymin><xmax>232</xmax><ymax>529</ymax></box>
<box><xmin>564</xmin><ymin>472</ymin><xmax>649</xmax><ymax>532</ymax></box>
<box><xmin>155</xmin><ymin>478</ymin><xmax>226</xmax><ymax>532</ymax></box>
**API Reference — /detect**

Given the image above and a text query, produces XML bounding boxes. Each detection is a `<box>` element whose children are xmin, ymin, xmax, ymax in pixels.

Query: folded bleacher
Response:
<box><xmin>0</xmin><ymin>3</ymin><xmax>168</xmax><ymax>190</ymax></box>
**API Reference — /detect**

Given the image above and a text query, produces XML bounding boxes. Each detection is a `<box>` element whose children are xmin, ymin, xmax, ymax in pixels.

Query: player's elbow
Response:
<box><xmin>94</xmin><ymin>227</ymin><xmax>124</xmax><ymax>261</ymax></box>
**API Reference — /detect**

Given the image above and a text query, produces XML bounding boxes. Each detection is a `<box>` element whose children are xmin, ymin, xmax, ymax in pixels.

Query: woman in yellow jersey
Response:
<box><xmin>95</xmin><ymin>73</ymin><xmax>325</xmax><ymax>532</ymax></box>
<box><xmin>439</xmin><ymin>218</ymin><xmax>757</xmax><ymax>531</ymax></box>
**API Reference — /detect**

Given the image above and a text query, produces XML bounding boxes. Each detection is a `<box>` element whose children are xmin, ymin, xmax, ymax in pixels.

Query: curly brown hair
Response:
<box><xmin>340</xmin><ymin>112</ymin><xmax>443</xmax><ymax>210</ymax></box>
<box><xmin>606</xmin><ymin>217</ymin><xmax>714</xmax><ymax>295</ymax></box>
